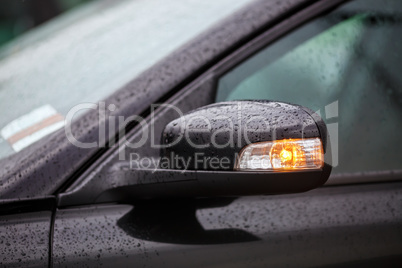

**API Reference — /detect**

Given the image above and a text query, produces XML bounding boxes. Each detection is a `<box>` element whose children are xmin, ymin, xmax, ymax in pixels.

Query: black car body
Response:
<box><xmin>1</xmin><ymin>0</ymin><xmax>402</xmax><ymax>267</ymax></box>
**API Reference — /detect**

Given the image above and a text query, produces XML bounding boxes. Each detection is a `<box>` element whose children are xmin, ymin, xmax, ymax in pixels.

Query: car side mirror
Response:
<box><xmin>59</xmin><ymin>100</ymin><xmax>332</xmax><ymax>205</ymax></box>
<box><xmin>161</xmin><ymin>101</ymin><xmax>328</xmax><ymax>171</ymax></box>
<box><xmin>129</xmin><ymin>100</ymin><xmax>331</xmax><ymax>199</ymax></box>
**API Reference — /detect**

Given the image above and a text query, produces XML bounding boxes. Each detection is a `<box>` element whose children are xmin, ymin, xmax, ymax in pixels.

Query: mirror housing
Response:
<box><xmin>128</xmin><ymin>100</ymin><xmax>332</xmax><ymax>199</ymax></box>
<box><xmin>161</xmin><ymin>101</ymin><xmax>328</xmax><ymax>171</ymax></box>
<box><xmin>123</xmin><ymin>100</ymin><xmax>331</xmax><ymax>199</ymax></box>
<box><xmin>58</xmin><ymin>101</ymin><xmax>332</xmax><ymax>206</ymax></box>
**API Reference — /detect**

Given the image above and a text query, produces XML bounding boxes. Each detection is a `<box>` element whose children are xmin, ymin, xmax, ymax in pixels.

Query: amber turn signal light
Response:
<box><xmin>235</xmin><ymin>138</ymin><xmax>324</xmax><ymax>171</ymax></box>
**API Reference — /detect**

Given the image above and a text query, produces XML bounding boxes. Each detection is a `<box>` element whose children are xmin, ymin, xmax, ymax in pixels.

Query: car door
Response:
<box><xmin>51</xmin><ymin>0</ymin><xmax>402</xmax><ymax>267</ymax></box>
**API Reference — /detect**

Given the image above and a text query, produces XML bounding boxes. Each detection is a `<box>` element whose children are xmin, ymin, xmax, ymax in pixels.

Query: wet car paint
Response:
<box><xmin>53</xmin><ymin>183</ymin><xmax>402</xmax><ymax>267</ymax></box>
<box><xmin>0</xmin><ymin>198</ymin><xmax>55</xmax><ymax>267</ymax></box>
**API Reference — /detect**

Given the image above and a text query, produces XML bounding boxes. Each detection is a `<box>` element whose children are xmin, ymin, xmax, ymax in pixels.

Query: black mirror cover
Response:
<box><xmin>161</xmin><ymin>101</ymin><xmax>328</xmax><ymax>171</ymax></box>
<box><xmin>58</xmin><ymin>101</ymin><xmax>332</xmax><ymax>205</ymax></box>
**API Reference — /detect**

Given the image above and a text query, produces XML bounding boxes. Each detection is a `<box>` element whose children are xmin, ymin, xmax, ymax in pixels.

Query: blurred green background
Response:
<box><xmin>0</xmin><ymin>0</ymin><xmax>94</xmax><ymax>47</ymax></box>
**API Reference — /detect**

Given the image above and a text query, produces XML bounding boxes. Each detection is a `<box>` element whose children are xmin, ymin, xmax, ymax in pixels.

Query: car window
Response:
<box><xmin>216</xmin><ymin>0</ymin><xmax>402</xmax><ymax>177</ymax></box>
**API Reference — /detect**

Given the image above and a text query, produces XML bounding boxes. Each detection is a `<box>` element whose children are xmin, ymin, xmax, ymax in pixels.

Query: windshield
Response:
<box><xmin>0</xmin><ymin>0</ymin><xmax>254</xmax><ymax>160</ymax></box>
